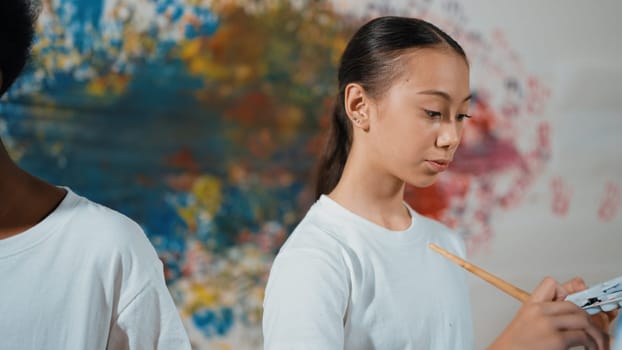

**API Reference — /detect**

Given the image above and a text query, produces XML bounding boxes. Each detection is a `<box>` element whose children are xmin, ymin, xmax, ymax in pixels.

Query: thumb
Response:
<box><xmin>529</xmin><ymin>277</ymin><xmax>560</xmax><ymax>303</ymax></box>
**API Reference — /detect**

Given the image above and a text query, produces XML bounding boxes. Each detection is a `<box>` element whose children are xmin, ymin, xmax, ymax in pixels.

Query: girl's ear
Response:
<box><xmin>344</xmin><ymin>83</ymin><xmax>371</xmax><ymax>131</ymax></box>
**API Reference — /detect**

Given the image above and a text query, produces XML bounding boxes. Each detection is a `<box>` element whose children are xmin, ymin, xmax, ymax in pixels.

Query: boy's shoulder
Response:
<box><xmin>58</xmin><ymin>188</ymin><xmax>158</xmax><ymax>263</ymax></box>
<box><xmin>64</xmin><ymin>190</ymin><xmax>144</xmax><ymax>239</ymax></box>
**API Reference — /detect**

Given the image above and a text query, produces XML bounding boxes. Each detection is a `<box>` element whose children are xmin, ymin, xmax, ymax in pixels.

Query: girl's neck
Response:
<box><xmin>328</xmin><ymin>146</ymin><xmax>411</xmax><ymax>231</ymax></box>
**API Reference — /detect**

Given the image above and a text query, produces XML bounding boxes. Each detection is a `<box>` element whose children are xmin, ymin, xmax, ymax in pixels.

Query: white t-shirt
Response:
<box><xmin>0</xmin><ymin>188</ymin><xmax>191</xmax><ymax>350</ymax></box>
<box><xmin>614</xmin><ymin>318</ymin><xmax>622</xmax><ymax>350</ymax></box>
<box><xmin>263</xmin><ymin>195</ymin><xmax>474</xmax><ymax>350</ymax></box>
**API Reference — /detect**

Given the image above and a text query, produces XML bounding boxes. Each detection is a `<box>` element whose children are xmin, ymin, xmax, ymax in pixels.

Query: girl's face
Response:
<box><xmin>363</xmin><ymin>48</ymin><xmax>471</xmax><ymax>188</ymax></box>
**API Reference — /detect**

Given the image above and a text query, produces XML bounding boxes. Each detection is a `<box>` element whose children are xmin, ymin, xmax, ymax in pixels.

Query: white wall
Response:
<box><xmin>459</xmin><ymin>0</ymin><xmax>622</xmax><ymax>347</ymax></box>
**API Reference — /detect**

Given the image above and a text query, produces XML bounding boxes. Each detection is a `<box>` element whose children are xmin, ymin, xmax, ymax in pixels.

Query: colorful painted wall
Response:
<box><xmin>1</xmin><ymin>0</ymin><xmax>620</xmax><ymax>348</ymax></box>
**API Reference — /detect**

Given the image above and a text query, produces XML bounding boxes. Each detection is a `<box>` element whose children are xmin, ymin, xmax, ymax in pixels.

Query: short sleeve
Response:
<box><xmin>107</xmin><ymin>264</ymin><xmax>191</xmax><ymax>350</ymax></box>
<box><xmin>262</xmin><ymin>247</ymin><xmax>350</xmax><ymax>350</ymax></box>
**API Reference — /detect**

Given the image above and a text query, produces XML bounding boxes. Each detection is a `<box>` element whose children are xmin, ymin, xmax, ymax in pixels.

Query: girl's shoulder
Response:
<box><xmin>279</xmin><ymin>202</ymin><xmax>348</xmax><ymax>254</ymax></box>
<box><xmin>407</xmin><ymin>208</ymin><xmax>467</xmax><ymax>257</ymax></box>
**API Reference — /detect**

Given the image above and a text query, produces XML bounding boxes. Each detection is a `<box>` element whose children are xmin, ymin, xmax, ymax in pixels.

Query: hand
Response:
<box><xmin>562</xmin><ymin>277</ymin><xmax>620</xmax><ymax>333</ymax></box>
<box><xmin>487</xmin><ymin>277</ymin><xmax>610</xmax><ymax>350</ymax></box>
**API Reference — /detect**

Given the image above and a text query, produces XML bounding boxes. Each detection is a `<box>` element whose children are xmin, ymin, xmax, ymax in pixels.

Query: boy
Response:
<box><xmin>0</xmin><ymin>1</ymin><xmax>191</xmax><ymax>348</ymax></box>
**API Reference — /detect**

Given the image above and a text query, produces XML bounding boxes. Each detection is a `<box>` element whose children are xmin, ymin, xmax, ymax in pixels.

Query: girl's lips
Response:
<box><xmin>426</xmin><ymin>159</ymin><xmax>450</xmax><ymax>172</ymax></box>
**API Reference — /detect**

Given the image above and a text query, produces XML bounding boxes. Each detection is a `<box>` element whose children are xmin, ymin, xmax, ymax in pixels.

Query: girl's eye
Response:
<box><xmin>457</xmin><ymin>113</ymin><xmax>472</xmax><ymax>121</ymax></box>
<box><xmin>424</xmin><ymin>109</ymin><xmax>441</xmax><ymax>118</ymax></box>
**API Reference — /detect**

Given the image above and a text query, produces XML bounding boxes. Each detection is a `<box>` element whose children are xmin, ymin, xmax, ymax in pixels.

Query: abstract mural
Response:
<box><xmin>2</xmin><ymin>0</ymin><xmax>618</xmax><ymax>348</ymax></box>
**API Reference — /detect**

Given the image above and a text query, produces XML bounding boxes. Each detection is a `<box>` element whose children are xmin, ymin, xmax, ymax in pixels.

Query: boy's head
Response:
<box><xmin>0</xmin><ymin>0</ymin><xmax>36</xmax><ymax>98</ymax></box>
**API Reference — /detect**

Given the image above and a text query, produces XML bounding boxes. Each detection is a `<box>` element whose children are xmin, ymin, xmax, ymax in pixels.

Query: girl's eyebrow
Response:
<box><xmin>417</xmin><ymin>89</ymin><xmax>472</xmax><ymax>102</ymax></box>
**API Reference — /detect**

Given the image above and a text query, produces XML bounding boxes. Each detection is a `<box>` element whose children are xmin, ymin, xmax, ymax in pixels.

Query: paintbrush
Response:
<box><xmin>429</xmin><ymin>243</ymin><xmax>530</xmax><ymax>302</ymax></box>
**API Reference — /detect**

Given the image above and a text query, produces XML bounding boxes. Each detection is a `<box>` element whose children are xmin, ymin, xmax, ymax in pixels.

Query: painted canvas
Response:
<box><xmin>2</xmin><ymin>0</ymin><xmax>618</xmax><ymax>348</ymax></box>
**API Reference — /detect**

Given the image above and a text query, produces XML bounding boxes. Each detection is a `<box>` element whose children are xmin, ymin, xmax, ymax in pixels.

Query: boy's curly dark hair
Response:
<box><xmin>0</xmin><ymin>0</ymin><xmax>37</xmax><ymax>97</ymax></box>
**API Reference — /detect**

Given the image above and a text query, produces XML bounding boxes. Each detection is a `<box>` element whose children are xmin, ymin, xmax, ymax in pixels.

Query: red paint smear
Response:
<box><xmin>525</xmin><ymin>76</ymin><xmax>551</xmax><ymax>115</ymax></box>
<box><xmin>537</xmin><ymin>122</ymin><xmax>551</xmax><ymax>151</ymax></box>
<box><xmin>598</xmin><ymin>182</ymin><xmax>620</xmax><ymax>222</ymax></box>
<box><xmin>451</xmin><ymin>136</ymin><xmax>527</xmax><ymax>176</ymax></box>
<box><xmin>404</xmin><ymin>183</ymin><xmax>449</xmax><ymax>220</ymax></box>
<box><xmin>550</xmin><ymin>176</ymin><xmax>571</xmax><ymax>216</ymax></box>
<box><xmin>443</xmin><ymin>174</ymin><xmax>472</xmax><ymax>198</ymax></box>
<box><xmin>451</xmin><ymin>98</ymin><xmax>528</xmax><ymax>176</ymax></box>
<box><xmin>498</xmin><ymin>174</ymin><xmax>533</xmax><ymax>209</ymax></box>
<box><xmin>237</xmin><ymin>229</ymin><xmax>254</xmax><ymax>244</ymax></box>
<box><xmin>225</xmin><ymin>91</ymin><xmax>276</xmax><ymax>126</ymax></box>
<box><xmin>166</xmin><ymin>148</ymin><xmax>201</xmax><ymax>173</ymax></box>
<box><xmin>469</xmin><ymin>98</ymin><xmax>496</xmax><ymax>134</ymax></box>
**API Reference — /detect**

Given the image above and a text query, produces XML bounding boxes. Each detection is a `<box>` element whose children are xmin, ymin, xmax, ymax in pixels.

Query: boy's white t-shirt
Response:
<box><xmin>263</xmin><ymin>195</ymin><xmax>474</xmax><ymax>350</ymax></box>
<box><xmin>0</xmin><ymin>188</ymin><xmax>191</xmax><ymax>350</ymax></box>
<box><xmin>614</xmin><ymin>318</ymin><xmax>622</xmax><ymax>350</ymax></box>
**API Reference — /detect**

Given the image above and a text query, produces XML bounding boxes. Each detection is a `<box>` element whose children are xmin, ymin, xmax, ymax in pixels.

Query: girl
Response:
<box><xmin>263</xmin><ymin>16</ymin><xmax>609</xmax><ymax>350</ymax></box>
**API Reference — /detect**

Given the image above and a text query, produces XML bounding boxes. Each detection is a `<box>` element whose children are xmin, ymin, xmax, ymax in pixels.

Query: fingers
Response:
<box><xmin>531</xmin><ymin>298</ymin><xmax>610</xmax><ymax>350</ymax></box>
<box><xmin>554</xmin><ymin>283</ymin><xmax>569</xmax><ymax>301</ymax></box>
<box><xmin>562</xmin><ymin>276</ymin><xmax>588</xmax><ymax>295</ymax></box>
<box><xmin>582</xmin><ymin>322</ymin><xmax>609</xmax><ymax>350</ymax></box>
<box><xmin>590</xmin><ymin>308</ymin><xmax>619</xmax><ymax>337</ymax></box>
<box><xmin>539</xmin><ymin>300</ymin><xmax>586</xmax><ymax>316</ymax></box>
<box><xmin>524</xmin><ymin>277</ymin><xmax>611</xmax><ymax>350</ymax></box>
<box><xmin>550</xmin><ymin>302</ymin><xmax>609</xmax><ymax>349</ymax></box>
<box><xmin>604</xmin><ymin>308</ymin><xmax>619</xmax><ymax>322</ymax></box>
<box><xmin>588</xmin><ymin>326</ymin><xmax>610</xmax><ymax>350</ymax></box>
<box><xmin>530</xmin><ymin>277</ymin><xmax>559</xmax><ymax>303</ymax></box>
<box><xmin>559</xmin><ymin>330</ymin><xmax>598</xmax><ymax>350</ymax></box>
<box><xmin>550</xmin><ymin>311</ymin><xmax>592</xmax><ymax>330</ymax></box>
<box><xmin>530</xmin><ymin>276</ymin><xmax>594</xmax><ymax>303</ymax></box>
<box><xmin>550</xmin><ymin>313</ymin><xmax>609</xmax><ymax>349</ymax></box>
<box><xmin>543</xmin><ymin>319</ymin><xmax>609</xmax><ymax>350</ymax></box>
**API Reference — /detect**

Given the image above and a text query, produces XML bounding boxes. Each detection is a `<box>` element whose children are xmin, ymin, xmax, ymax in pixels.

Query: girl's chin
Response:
<box><xmin>404</xmin><ymin>173</ymin><xmax>439</xmax><ymax>188</ymax></box>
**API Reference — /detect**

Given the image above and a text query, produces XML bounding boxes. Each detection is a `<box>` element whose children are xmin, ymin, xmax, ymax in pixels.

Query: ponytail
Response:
<box><xmin>314</xmin><ymin>93</ymin><xmax>352</xmax><ymax>199</ymax></box>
